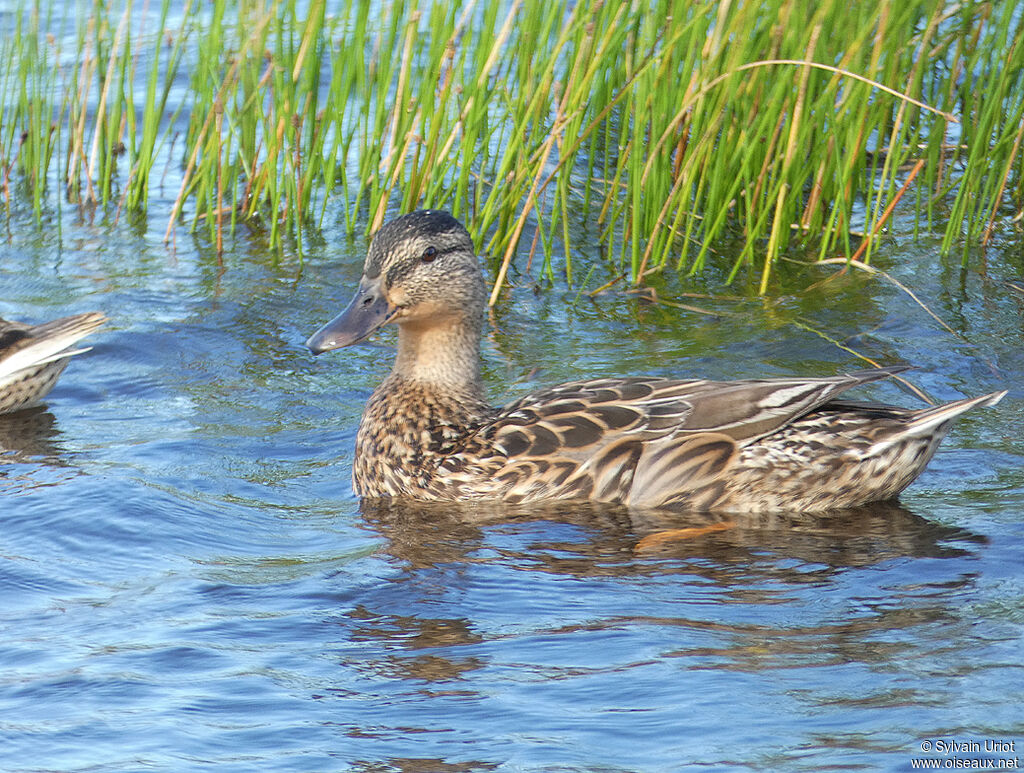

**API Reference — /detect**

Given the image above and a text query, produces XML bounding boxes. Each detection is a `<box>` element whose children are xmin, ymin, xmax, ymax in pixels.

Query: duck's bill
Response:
<box><xmin>306</xmin><ymin>281</ymin><xmax>396</xmax><ymax>354</ymax></box>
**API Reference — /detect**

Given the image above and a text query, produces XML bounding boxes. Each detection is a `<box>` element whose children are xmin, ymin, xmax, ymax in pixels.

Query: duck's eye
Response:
<box><xmin>420</xmin><ymin>246</ymin><xmax>438</xmax><ymax>263</ymax></box>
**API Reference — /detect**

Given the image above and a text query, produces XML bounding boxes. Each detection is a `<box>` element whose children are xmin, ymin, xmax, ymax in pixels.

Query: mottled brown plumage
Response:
<box><xmin>306</xmin><ymin>210</ymin><xmax>1005</xmax><ymax>512</ymax></box>
<box><xmin>0</xmin><ymin>312</ymin><xmax>107</xmax><ymax>414</ymax></box>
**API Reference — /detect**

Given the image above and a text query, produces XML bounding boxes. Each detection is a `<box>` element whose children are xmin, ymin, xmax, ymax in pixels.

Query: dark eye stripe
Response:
<box><xmin>384</xmin><ymin>244</ymin><xmax>461</xmax><ymax>288</ymax></box>
<box><xmin>421</xmin><ymin>244</ymin><xmax>463</xmax><ymax>263</ymax></box>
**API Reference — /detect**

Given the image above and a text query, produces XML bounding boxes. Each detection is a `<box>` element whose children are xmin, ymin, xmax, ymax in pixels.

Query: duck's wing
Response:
<box><xmin>457</xmin><ymin>366</ymin><xmax>912</xmax><ymax>506</ymax></box>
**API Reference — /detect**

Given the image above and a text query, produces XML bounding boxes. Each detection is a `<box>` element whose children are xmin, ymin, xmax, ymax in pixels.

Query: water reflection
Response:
<box><xmin>0</xmin><ymin>407</ymin><xmax>79</xmax><ymax>493</ymax></box>
<box><xmin>346</xmin><ymin>605</ymin><xmax>485</xmax><ymax>683</ymax></box>
<box><xmin>0</xmin><ymin>406</ymin><xmax>61</xmax><ymax>458</ymax></box>
<box><xmin>329</xmin><ymin>497</ymin><xmax>1003</xmax><ymax>767</ymax></box>
<box><xmin>349</xmin><ymin>759</ymin><xmax>498</xmax><ymax>773</ymax></box>
<box><xmin>359</xmin><ymin>497</ymin><xmax>986</xmax><ymax>575</ymax></box>
<box><xmin>352</xmin><ymin>498</ymin><xmax>989</xmax><ymax>678</ymax></box>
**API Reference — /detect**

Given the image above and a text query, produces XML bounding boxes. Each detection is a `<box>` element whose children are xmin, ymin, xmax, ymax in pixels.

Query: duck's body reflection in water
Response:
<box><xmin>0</xmin><ymin>406</ymin><xmax>61</xmax><ymax>459</ymax></box>
<box><xmin>337</xmin><ymin>495</ymin><xmax>989</xmax><ymax>742</ymax></box>
<box><xmin>0</xmin><ymin>407</ymin><xmax>79</xmax><ymax>493</ymax></box>
<box><xmin>358</xmin><ymin>497</ymin><xmax>985</xmax><ymax>574</ymax></box>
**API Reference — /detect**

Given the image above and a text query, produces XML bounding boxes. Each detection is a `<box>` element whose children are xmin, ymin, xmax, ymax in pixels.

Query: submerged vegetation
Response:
<box><xmin>0</xmin><ymin>0</ymin><xmax>1022</xmax><ymax>294</ymax></box>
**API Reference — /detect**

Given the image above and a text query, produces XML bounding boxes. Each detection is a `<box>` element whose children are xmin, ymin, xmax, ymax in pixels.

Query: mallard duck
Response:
<box><xmin>0</xmin><ymin>312</ymin><xmax>107</xmax><ymax>415</ymax></box>
<box><xmin>306</xmin><ymin>210</ymin><xmax>1005</xmax><ymax>512</ymax></box>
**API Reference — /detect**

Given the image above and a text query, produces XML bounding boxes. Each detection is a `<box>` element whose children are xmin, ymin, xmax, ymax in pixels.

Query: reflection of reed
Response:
<box><xmin>359</xmin><ymin>498</ymin><xmax>985</xmax><ymax>578</ymax></box>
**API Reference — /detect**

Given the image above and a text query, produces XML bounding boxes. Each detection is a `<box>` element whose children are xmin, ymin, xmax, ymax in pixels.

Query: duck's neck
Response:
<box><xmin>390</xmin><ymin>313</ymin><xmax>485</xmax><ymax>400</ymax></box>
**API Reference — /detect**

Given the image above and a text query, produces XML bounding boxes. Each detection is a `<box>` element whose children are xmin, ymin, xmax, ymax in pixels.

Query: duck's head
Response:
<box><xmin>306</xmin><ymin>210</ymin><xmax>485</xmax><ymax>355</ymax></box>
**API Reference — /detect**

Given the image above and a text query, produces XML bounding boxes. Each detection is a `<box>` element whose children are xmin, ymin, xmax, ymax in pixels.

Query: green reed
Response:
<box><xmin>0</xmin><ymin>0</ymin><xmax>1021</xmax><ymax>293</ymax></box>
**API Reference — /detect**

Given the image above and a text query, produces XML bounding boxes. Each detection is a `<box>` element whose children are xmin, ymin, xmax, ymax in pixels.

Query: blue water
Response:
<box><xmin>1</xmin><ymin>203</ymin><xmax>1022</xmax><ymax>772</ymax></box>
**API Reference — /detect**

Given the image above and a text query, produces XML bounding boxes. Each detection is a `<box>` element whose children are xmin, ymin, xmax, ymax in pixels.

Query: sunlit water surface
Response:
<box><xmin>1</xmin><ymin>203</ymin><xmax>1023</xmax><ymax>773</ymax></box>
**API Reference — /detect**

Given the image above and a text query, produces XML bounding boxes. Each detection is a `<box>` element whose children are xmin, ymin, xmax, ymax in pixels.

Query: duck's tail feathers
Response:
<box><xmin>905</xmin><ymin>390</ymin><xmax>1006</xmax><ymax>435</ymax></box>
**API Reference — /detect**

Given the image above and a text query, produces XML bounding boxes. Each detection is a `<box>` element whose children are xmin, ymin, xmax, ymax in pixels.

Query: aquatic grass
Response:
<box><xmin>0</xmin><ymin>0</ymin><xmax>1022</xmax><ymax>295</ymax></box>
<box><xmin>0</xmin><ymin>2</ymin><xmax>67</xmax><ymax>217</ymax></box>
<box><xmin>120</xmin><ymin>0</ymin><xmax>189</xmax><ymax>212</ymax></box>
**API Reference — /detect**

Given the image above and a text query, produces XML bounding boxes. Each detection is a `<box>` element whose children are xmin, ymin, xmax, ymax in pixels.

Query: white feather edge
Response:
<box><xmin>0</xmin><ymin>342</ymin><xmax>95</xmax><ymax>387</ymax></box>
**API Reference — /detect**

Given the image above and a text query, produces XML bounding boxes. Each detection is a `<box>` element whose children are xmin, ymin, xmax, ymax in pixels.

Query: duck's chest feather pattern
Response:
<box><xmin>353</xmin><ymin>375</ymin><xmax>495</xmax><ymax>498</ymax></box>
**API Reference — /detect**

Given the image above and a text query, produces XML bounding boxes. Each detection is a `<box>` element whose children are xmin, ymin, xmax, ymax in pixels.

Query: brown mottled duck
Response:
<box><xmin>306</xmin><ymin>210</ymin><xmax>1004</xmax><ymax>512</ymax></box>
<box><xmin>0</xmin><ymin>312</ymin><xmax>107</xmax><ymax>415</ymax></box>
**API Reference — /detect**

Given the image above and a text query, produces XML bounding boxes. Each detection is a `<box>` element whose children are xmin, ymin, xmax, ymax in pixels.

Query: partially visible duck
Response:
<box><xmin>306</xmin><ymin>210</ymin><xmax>1005</xmax><ymax>512</ymax></box>
<box><xmin>0</xmin><ymin>312</ymin><xmax>107</xmax><ymax>414</ymax></box>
